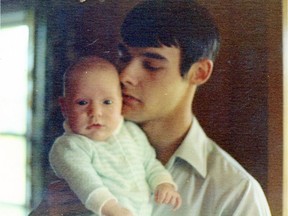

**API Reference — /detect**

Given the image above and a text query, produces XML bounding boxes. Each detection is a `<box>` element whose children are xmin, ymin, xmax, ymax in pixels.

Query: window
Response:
<box><xmin>0</xmin><ymin>15</ymin><xmax>33</xmax><ymax>216</ymax></box>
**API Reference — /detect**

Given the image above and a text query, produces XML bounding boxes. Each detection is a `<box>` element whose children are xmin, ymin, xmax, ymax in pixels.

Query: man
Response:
<box><xmin>30</xmin><ymin>1</ymin><xmax>271</xmax><ymax>215</ymax></box>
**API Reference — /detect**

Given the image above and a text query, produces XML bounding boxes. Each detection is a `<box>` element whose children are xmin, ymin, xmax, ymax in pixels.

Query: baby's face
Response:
<box><xmin>61</xmin><ymin>65</ymin><xmax>123</xmax><ymax>141</ymax></box>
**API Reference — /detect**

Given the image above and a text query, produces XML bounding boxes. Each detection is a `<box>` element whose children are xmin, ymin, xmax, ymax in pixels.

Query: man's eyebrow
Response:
<box><xmin>118</xmin><ymin>43</ymin><xmax>167</xmax><ymax>61</ymax></box>
<box><xmin>141</xmin><ymin>52</ymin><xmax>167</xmax><ymax>61</ymax></box>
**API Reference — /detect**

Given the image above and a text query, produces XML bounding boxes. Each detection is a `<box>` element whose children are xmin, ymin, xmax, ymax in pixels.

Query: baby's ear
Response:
<box><xmin>58</xmin><ymin>96</ymin><xmax>67</xmax><ymax>118</ymax></box>
<box><xmin>188</xmin><ymin>58</ymin><xmax>213</xmax><ymax>85</ymax></box>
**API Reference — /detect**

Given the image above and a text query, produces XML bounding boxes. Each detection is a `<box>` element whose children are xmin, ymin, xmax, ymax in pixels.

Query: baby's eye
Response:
<box><xmin>103</xmin><ymin>99</ymin><xmax>113</xmax><ymax>105</ymax></box>
<box><xmin>76</xmin><ymin>100</ymin><xmax>88</xmax><ymax>106</ymax></box>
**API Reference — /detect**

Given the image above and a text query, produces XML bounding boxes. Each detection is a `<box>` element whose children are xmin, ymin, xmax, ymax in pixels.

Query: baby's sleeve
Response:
<box><xmin>49</xmin><ymin>135</ymin><xmax>117</xmax><ymax>215</ymax></box>
<box><xmin>126</xmin><ymin>122</ymin><xmax>177</xmax><ymax>191</ymax></box>
<box><xmin>143</xmin><ymin>142</ymin><xmax>177</xmax><ymax>191</ymax></box>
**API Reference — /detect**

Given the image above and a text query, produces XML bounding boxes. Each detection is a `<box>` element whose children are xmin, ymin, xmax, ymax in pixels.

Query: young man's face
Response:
<box><xmin>119</xmin><ymin>44</ymin><xmax>191</xmax><ymax>124</ymax></box>
<box><xmin>60</xmin><ymin>66</ymin><xmax>123</xmax><ymax>141</ymax></box>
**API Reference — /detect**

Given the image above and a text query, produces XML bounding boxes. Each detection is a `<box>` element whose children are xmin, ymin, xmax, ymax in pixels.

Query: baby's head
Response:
<box><xmin>59</xmin><ymin>56</ymin><xmax>123</xmax><ymax>141</ymax></box>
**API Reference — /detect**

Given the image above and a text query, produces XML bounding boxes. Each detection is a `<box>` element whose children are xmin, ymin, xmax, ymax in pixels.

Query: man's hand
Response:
<box><xmin>154</xmin><ymin>183</ymin><xmax>182</xmax><ymax>211</ymax></box>
<box><xmin>101</xmin><ymin>199</ymin><xmax>134</xmax><ymax>216</ymax></box>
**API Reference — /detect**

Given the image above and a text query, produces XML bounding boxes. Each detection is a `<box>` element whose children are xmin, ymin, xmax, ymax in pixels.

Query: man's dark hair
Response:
<box><xmin>120</xmin><ymin>0</ymin><xmax>221</xmax><ymax>76</ymax></box>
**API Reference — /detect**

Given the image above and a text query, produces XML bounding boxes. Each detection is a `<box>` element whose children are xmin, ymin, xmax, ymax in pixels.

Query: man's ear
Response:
<box><xmin>58</xmin><ymin>96</ymin><xmax>67</xmax><ymax>118</ymax></box>
<box><xmin>188</xmin><ymin>59</ymin><xmax>213</xmax><ymax>85</ymax></box>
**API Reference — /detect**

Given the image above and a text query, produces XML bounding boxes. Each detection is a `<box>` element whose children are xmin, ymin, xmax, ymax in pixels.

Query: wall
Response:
<box><xmin>195</xmin><ymin>1</ymin><xmax>283</xmax><ymax>214</ymax></box>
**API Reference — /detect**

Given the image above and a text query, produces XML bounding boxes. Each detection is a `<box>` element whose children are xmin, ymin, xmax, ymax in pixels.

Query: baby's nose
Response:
<box><xmin>89</xmin><ymin>104</ymin><xmax>102</xmax><ymax>117</ymax></box>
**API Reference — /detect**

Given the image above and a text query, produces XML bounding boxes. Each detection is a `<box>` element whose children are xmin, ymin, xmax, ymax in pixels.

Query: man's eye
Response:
<box><xmin>76</xmin><ymin>100</ymin><xmax>88</xmax><ymax>106</ymax></box>
<box><xmin>103</xmin><ymin>100</ymin><xmax>113</xmax><ymax>105</ymax></box>
<box><xmin>143</xmin><ymin>61</ymin><xmax>160</xmax><ymax>72</ymax></box>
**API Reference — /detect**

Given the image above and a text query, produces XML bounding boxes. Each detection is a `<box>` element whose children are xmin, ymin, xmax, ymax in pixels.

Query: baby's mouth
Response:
<box><xmin>87</xmin><ymin>123</ymin><xmax>103</xmax><ymax>129</ymax></box>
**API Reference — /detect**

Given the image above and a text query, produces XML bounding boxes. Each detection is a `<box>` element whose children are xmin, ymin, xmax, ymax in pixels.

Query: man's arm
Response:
<box><xmin>232</xmin><ymin>178</ymin><xmax>271</xmax><ymax>216</ymax></box>
<box><xmin>29</xmin><ymin>180</ymin><xmax>89</xmax><ymax>216</ymax></box>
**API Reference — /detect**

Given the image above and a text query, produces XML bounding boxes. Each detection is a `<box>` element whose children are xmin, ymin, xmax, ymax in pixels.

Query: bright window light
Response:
<box><xmin>0</xmin><ymin>25</ymin><xmax>30</xmax><ymax>216</ymax></box>
<box><xmin>0</xmin><ymin>25</ymin><xmax>29</xmax><ymax>134</ymax></box>
<box><xmin>0</xmin><ymin>136</ymin><xmax>26</xmax><ymax>204</ymax></box>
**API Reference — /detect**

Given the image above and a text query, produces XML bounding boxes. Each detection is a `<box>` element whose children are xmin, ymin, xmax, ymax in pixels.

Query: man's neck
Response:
<box><xmin>140</xmin><ymin>113</ymin><xmax>193</xmax><ymax>165</ymax></box>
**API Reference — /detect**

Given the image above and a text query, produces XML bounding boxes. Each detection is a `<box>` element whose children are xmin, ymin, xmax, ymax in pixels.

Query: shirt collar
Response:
<box><xmin>171</xmin><ymin>117</ymin><xmax>208</xmax><ymax>178</ymax></box>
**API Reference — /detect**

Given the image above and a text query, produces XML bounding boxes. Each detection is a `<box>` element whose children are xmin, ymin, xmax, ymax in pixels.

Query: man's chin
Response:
<box><xmin>123</xmin><ymin>114</ymin><xmax>144</xmax><ymax>124</ymax></box>
<box><xmin>122</xmin><ymin>105</ymin><xmax>148</xmax><ymax>123</ymax></box>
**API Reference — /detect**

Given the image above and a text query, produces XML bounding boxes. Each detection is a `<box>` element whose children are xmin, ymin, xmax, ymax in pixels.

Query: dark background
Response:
<box><xmin>2</xmin><ymin>0</ymin><xmax>284</xmax><ymax>215</ymax></box>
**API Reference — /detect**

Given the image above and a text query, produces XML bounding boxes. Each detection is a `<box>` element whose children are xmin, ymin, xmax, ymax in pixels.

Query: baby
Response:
<box><xmin>49</xmin><ymin>56</ymin><xmax>181</xmax><ymax>216</ymax></box>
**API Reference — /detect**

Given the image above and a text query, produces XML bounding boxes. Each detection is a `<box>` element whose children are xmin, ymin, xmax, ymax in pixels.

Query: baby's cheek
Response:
<box><xmin>68</xmin><ymin>118</ymin><xmax>83</xmax><ymax>132</ymax></box>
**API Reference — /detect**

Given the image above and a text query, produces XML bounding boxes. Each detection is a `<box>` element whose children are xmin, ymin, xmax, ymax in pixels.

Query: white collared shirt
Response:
<box><xmin>152</xmin><ymin>118</ymin><xmax>271</xmax><ymax>216</ymax></box>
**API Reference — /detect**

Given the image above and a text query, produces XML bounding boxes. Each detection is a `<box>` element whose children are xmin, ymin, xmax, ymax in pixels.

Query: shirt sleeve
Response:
<box><xmin>49</xmin><ymin>134</ymin><xmax>117</xmax><ymax>215</ymax></box>
<box><xmin>232</xmin><ymin>178</ymin><xmax>271</xmax><ymax>216</ymax></box>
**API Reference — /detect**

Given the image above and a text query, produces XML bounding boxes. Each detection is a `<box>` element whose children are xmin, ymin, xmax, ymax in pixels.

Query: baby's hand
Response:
<box><xmin>154</xmin><ymin>183</ymin><xmax>182</xmax><ymax>210</ymax></box>
<box><xmin>101</xmin><ymin>199</ymin><xmax>134</xmax><ymax>216</ymax></box>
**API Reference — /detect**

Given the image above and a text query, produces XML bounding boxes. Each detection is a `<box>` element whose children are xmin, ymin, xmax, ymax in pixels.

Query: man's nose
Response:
<box><xmin>119</xmin><ymin>60</ymin><xmax>139</xmax><ymax>87</ymax></box>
